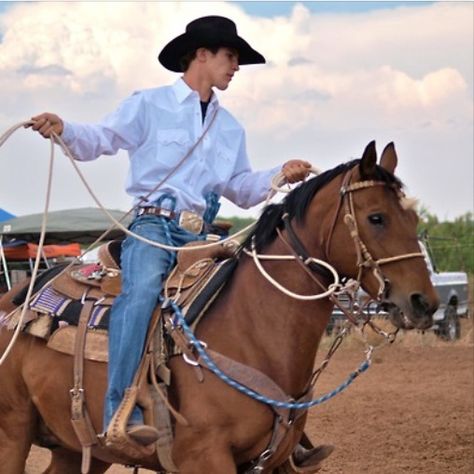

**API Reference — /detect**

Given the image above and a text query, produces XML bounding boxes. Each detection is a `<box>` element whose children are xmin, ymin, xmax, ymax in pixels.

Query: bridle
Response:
<box><xmin>322</xmin><ymin>168</ymin><xmax>425</xmax><ymax>300</ymax></box>
<box><xmin>273</xmin><ymin>166</ymin><xmax>425</xmax><ymax>338</ymax></box>
<box><xmin>252</xmin><ymin>165</ymin><xmax>425</xmax><ymax>308</ymax></box>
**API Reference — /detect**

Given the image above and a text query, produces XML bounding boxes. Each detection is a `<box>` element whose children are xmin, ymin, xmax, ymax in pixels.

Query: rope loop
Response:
<box><xmin>248</xmin><ymin>237</ymin><xmax>340</xmax><ymax>301</ymax></box>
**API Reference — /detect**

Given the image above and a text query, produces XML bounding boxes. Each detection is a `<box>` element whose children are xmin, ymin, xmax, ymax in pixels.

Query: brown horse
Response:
<box><xmin>0</xmin><ymin>141</ymin><xmax>439</xmax><ymax>473</ymax></box>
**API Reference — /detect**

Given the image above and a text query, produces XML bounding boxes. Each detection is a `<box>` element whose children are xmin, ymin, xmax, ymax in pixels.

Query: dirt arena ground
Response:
<box><xmin>25</xmin><ymin>319</ymin><xmax>474</xmax><ymax>474</ymax></box>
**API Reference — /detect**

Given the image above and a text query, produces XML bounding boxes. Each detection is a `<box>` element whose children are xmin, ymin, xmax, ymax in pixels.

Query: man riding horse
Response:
<box><xmin>29</xmin><ymin>15</ymin><xmax>329</xmax><ymax>469</ymax></box>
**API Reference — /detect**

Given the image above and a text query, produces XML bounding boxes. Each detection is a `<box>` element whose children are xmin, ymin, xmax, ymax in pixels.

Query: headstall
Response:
<box><xmin>334</xmin><ymin>170</ymin><xmax>424</xmax><ymax>300</ymax></box>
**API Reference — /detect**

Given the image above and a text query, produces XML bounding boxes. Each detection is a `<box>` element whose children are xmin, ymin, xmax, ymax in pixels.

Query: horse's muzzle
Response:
<box><xmin>382</xmin><ymin>292</ymin><xmax>439</xmax><ymax>330</ymax></box>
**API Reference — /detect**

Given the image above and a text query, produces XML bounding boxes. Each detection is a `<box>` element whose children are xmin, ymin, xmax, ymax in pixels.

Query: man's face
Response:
<box><xmin>203</xmin><ymin>47</ymin><xmax>240</xmax><ymax>91</ymax></box>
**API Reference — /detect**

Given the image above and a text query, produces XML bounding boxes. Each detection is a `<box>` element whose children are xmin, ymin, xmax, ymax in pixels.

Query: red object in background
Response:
<box><xmin>3</xmin><ymin>242</ymin><xmax>81</xmax><ymax>260</ymax></box>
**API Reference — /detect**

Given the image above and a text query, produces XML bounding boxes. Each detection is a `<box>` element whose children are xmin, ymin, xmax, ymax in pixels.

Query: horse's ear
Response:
<box><xmin>380</xmin><ymin>142</ymin><xmax>398</xmax><ymax>174</ymax></box>
<box><xmin>360</xmin><ymin>140</ymin><xmax>377</xmax><ymax>179</ymax></box>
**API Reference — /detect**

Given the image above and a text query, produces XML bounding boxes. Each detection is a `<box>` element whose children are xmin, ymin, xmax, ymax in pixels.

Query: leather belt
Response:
<box><xmin>137</xmin><ymin>206</ymin><xmax>177</xmax><ymax>220</ymax></box>
<box><xmin>136</xmin><ymin>207</ymin><xmax>204</xmax><ymax>235</ymax></box>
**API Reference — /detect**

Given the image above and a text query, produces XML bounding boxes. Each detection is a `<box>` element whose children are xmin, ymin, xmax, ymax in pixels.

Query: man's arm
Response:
<box><xmin>223</xmin><ymin>131</ymin><xmax>313</xmax><ymax>209</ymax></box>
<box><xmin>26</xmin><ymin>92</ymin><xmax>145</xmax><ymax>161</ymax></box>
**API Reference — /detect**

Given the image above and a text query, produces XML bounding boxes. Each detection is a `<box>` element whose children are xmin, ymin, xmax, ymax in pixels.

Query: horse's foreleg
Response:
<box><xmin>0</xmin><ymin>397</ymin><xmax>36</xmax><ymax>474</ymax></box>
<box><xmin>43</xmin><ymin>447</ymin><xmax>110</xmax><ymax>474</ymax></box>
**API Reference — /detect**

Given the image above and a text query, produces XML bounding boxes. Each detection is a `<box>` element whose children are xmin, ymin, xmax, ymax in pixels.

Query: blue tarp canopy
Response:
<box><xmin>0</xmin><ymin>208</ymin><xmax>14</xmax><ymax>222</ymax></box>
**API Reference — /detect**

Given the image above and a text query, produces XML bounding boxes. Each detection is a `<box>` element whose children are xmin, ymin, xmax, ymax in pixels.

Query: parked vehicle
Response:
<box><xmin>328</xmin><ymin>240</ymin><xmax>469</xmax><ymax>340</ymax></box>
<box><xmin>421</xmin><ymin>240</ymin><xmax>469</xmax><ymax>340</ymax></box>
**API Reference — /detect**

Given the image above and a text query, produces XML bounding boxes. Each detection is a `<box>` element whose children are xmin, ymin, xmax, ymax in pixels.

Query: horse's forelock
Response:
<box><xmin>400</xmin><ymin>195</ymin><xmax>418</xmax><ymax>211</ymax></box>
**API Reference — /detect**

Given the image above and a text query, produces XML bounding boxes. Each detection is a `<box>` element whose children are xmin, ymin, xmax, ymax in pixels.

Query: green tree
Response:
<box><xmin>418</xmin><ymin>212</ymin><xmax>474</xmax><ymax>274</ymax></box>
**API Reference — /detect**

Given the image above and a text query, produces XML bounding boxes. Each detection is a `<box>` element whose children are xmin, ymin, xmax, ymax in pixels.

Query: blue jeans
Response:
<box><xmin>103</xmin><ymin>215</ymin><xmax>203</xmax><ymax>430</ymax></box>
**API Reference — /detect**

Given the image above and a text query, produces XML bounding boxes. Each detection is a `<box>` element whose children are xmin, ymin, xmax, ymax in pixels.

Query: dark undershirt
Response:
<box><xmin>200</xmin><ymin>101</ymin><xmax>210</xmax><ymax>123</ymax></box>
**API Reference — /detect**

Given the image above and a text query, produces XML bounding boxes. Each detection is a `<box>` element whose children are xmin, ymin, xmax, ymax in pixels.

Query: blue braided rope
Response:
<box><xmin>169</xmin><ymin>300</ymin><xmax>371</xmax><ymax>410</ymax></box>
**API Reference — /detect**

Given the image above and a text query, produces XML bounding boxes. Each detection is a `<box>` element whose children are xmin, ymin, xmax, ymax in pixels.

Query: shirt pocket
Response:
<box><xmin>156</xmin><ymin>129</ymin><xmax>191</xmax><ymax>169</ymax></box>
<box><xmin>213</xmin><ymin>144</ymin><xmax>235</xmax><ymax>184</ymax></box>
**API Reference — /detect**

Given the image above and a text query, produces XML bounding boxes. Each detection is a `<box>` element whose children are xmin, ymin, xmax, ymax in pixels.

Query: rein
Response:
<box><xmin>280</xmin><ymin>213</ymin><xmax>334</xmax><ymax>280</ymax></box>
<box><xmin>167</xmin><ymin>299</ymin><xmax>372</xmax><ymax>411</ymax></box>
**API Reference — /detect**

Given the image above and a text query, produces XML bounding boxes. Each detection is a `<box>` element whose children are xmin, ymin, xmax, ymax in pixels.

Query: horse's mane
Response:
<box><xmin>242</xmin><ymin>159</ymin><xmax>403</xmax><ymax>252</ymax></box>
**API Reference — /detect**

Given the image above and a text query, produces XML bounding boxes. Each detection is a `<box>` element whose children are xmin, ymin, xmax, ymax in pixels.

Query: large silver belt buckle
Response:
<box><xmin>178</xmin><ymin>210</ymin><xmax>203</xmax><ymax>234</ymax></box>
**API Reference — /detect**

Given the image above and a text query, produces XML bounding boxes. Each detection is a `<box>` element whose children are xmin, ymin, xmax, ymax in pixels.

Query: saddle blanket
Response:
<box><xmin>5</xmin><ymin>257</ymin><xmax>237</xmax><ymax>362</ymax></box>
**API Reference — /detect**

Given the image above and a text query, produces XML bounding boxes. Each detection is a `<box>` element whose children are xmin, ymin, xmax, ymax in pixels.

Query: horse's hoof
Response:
<box><xmin>292</xmin><ymin>443</ymin><xmax>335</xmax><ymax>470</ymax></box>
<box><xmin>126</xmin><ymin>424</ymin><xmax>159</xmax><ymax>446</ymax></box>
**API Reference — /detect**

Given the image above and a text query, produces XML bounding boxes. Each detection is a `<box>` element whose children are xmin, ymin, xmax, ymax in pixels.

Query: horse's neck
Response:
<box><xmin>199</xmin><ymin>237</ymin><xmax>334</xmax><ymax>396</ymax></box>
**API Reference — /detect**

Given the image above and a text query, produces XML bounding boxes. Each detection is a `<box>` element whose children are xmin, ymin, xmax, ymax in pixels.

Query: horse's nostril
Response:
<box><xmin>410</xmin><ymin>293</ymin><xmax>429</xmax><ymax>316</ymax></box>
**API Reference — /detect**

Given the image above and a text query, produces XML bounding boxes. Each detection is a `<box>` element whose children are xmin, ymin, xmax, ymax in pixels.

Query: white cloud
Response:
<box><xmin>0</xmin><ymin>1</ymin><xmax>472</xmax><ymax>220</ymax></box>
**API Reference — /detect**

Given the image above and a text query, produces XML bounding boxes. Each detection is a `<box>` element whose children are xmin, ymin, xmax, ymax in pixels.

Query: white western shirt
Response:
<box><xmin>61</xmin><ymin>78</ymin><xmax>279</xmax><ymax>216</ymax></box>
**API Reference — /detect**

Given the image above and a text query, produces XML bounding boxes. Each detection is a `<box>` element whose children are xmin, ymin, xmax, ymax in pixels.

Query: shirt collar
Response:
<box><xmin>173</xmin><ymin>77</ymin><xmax>219</xmax><ymax>106</ymax></box>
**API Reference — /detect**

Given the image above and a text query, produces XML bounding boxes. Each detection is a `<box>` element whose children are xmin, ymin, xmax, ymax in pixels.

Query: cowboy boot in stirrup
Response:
<box><xmin>291</xmin><ymin>443</ymin><xmax>335</xmax><ymax>472</ymax></box>
<box><xmin>126</xmin><ymin>424</ymin><xmax>160</xmax><ymax>446</ymax></box>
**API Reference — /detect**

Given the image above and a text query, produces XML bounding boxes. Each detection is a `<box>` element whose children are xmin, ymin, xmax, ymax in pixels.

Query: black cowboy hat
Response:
<box><xmin>158</xmin><ymin>15</ymin><xmax>266</xmax><ymax>72</ymax></box>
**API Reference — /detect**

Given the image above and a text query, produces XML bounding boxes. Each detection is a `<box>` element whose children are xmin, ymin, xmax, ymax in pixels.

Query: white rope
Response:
<box><xmin>249</xmin><ymin>241</ymin><xmax>339</xmax><ymax>300</ymax></box>
<box><xmin>0</xmin><ymin>236</ymin><xmax>12</xmax><ymax>291</ymax></box>
<box><xmin>0</xmin><ymin>121</ymin><xmax>260</xmax><ymax>366</ymax></box>
<box><xmin>0</xmin><ymin>121</ymin><xmax>33</xmax><ymax>147</ymax></box>
<box><xmin>53</xmin><ymin>137</ymin><xmax>335</xmax><ymax>299</ymax></box>
<box><xmin>0</xmin><ymin>121</ymin><xmax>340</xmax><ymax>362</ymax></box>
<box><xmin>53</xmin><ymin>130</ymin><xmax>261</xmax><ymax>252</ymax></box>
<box><xmin>0</xmin><ymin>123</ymin><xmax>321</xmax><ymax>255</ymax></box>
<box><xmin>270</xmin><ymin>167</ymin><xmax>321</xmax><ymax>194</ymax></box>
<box><xmin>0</xmin><ymin>134</ymin><xmax>54</xmax><ymax>366</ymax></box>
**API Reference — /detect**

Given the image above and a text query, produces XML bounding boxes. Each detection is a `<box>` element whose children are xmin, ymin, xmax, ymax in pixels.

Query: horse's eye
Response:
<box><xmin>368</xmin><ymin>213</ymin><xmax>385</xmax><ymax>226</ymax></box>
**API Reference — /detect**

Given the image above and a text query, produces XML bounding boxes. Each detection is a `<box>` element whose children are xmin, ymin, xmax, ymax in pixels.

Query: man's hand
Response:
<box><xmin>282</xmin><ymin>159</ymin><xmax>312</xmax><ymax>183</ymax></box>
<box><xmin>26</xmin><ymin>113</ymin><xmax>64</xmax><ymax>138</ymax></box>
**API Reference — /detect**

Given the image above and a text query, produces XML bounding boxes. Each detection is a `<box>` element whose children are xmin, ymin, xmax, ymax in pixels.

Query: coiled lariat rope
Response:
<box><xmin>0</xmin><ymin>121</ymin><xmax>371</xmax><ymax>373</ymax></box>
<box><xmin>0</xmin><ymin>123</ymin><xmax>54</xmax><ymax>366</ymax></box>
<box><xmin>58</xmin><ymin>142</ymin><xmax>340</xmax><ymax>302</ymax></box>
<box><xmin>54</xmin><ymin>128</ymin><xmax>322</xmax><ymax>254</ymax></box>
<box><xmin>1</xmin><ymin>122</ymin><xmax>331</xmax><ymax>275</ymax></box>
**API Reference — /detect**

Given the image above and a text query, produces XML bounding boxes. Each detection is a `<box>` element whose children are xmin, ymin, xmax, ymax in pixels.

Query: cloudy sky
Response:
<box><xmin>0</xmin><ymin>1</ymin><xmax>472</xmax><ymax>221</ymax></box>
